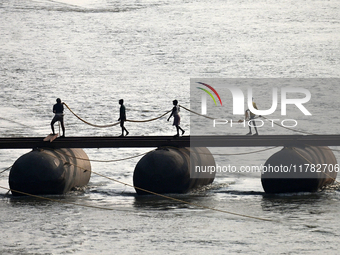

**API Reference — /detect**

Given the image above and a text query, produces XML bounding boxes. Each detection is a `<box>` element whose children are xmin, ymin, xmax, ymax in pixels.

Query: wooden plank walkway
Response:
<box><xmin>0</xmin><ymin>135</ymin><xmax>340</xmax><ymax>149</ymax></box>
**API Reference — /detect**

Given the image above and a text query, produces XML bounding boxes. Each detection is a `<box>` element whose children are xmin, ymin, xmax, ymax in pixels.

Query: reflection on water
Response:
<box><xmin>1</xmin><ymin>0</ymin><xmax>340</xmax><ymax>253</ymax></box>
<box><xmin>133</xmin><ymin>192</ymin><xmax>215</xmax><ymax>211</ymax></box>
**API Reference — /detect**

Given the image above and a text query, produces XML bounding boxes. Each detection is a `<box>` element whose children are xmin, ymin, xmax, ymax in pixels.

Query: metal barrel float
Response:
<box><xmin>9</xmin><ymin>148</ymin><xmax>91</xmax><ymax>196</ymax></box>
<box><xmin>133</xmin><ymin>147</ymin><xmax>216</xmax><ymax>195</ymax></box>
<box><xmin>261</xmin><ymin>146</ymin><xmax>337</xmax><ymax>193</ymax></box>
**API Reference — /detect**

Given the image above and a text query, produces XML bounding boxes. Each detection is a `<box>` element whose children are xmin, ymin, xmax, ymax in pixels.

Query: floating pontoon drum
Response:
<box><xmin>133</xmin><ymin>147</ymin><xmax>215</xmax><ymax>195</ymax></box>
<box><xmin>9</xmin><ymin>148</ymin><xmax>91</xmax><ymax>196</ymax></box>
<box><xmin>261</xmin><ymin>146</ymin><xmax>337</xmax><ymax>193</ymax></box>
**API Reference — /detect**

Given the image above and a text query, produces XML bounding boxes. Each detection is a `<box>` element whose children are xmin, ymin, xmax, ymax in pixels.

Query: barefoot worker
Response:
<box><xmin>167</xmin><ymin>99</ymin><xmax>185</xmax><ymax>137</ymax></box>
<box><xmin>118</xmin><ymin>99</ymin><xmax>129</xmax><ymax>137</ymax></box>
<box><xmin>51</xmin><ymin>98</ymin><xmax>65</xmax><ymax>137</ymax></box>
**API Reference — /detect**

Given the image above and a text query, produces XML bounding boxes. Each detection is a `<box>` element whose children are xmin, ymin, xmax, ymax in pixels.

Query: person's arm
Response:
<box><xmin>167</xmin><ymin>107</ymin><xmax>174</xmax><ymax>121</ymax></box>
<box><xmin>118</xmin><ymin>106</ymin><xmax>123</xmax><ymax>121</ymax></box>
<box><xmin>122</xmin><ymin>107</ymin><xmax>126</xmax><ymax>120</ymax></box>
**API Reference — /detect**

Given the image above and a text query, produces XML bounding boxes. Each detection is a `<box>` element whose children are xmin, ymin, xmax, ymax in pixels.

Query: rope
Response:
<box><xmin>291</xmin><ymin>146</ymin><xmax>340</xmax><ymax>185</ymax></box>
<box><xmin>0</xmin><ymin>165</ymin><xmax>11</xmax><ymax>174</ymax></box>
<box><xmin>0</xmin><ymin>185</ymin><xmax>130</xmax><ymax>212</ymax></box>
<box><xmin>179</xmin><ymin>105</ymin><xmax>318</xmax><ymax>135</ymax></box>
<box><xmin>90</xmin><ymin>170</ymin><xmax>274</xmax><ymax>222</ymax></box>
<box><xmin>2</xmin><ymin>145</ymin><xmax>336</xmax><ymax>219</ymax></box>
<box><xmin>0</xmin><ymin>146</ymin><xmax>279</xmax><ymax>221</ymax></box>
<box><xmin>0</xmin><ymin>146</ymin><xmax>278</xmax><ymax>175</ymax></box>
<box><xmin>0</xmin><ymin>166</ymin><xmax>273</xmax><ymax>222</ymax></box>
<box><xmin>314</xmin><ymin>146</ymin><xmax>340</xmax><ymax>153</ymax></box>
<box><xmin>30</xmin><ymin>149</ymin><xmax>274</xmax><ymax>222</ymax></box>
<box><xmin>179</xmin><ymin>105</ymin><xmax>215</xmax><ymax>120</ymax></box>
<box><xmin>63</xmin><ymin>102</ymin><xmax>171</xmax><ymax>128</ymax></box>
<box><xmin>179</xmin><ymin>104</ymin><xmax>255</xmax><ymax>122</ymax></box>
<box><xmin>65</xmin><ymin>101</ymin><xmax>315</xmax><ymax>136</ymax></box>
<box><xmin>260</xmin><ymin>116</ymin><xmax>317</xmax><ymax>135</ymax></box>
<box><xmin>0</xmin><ymin>117</ymin><xmax>30</xmax><ymax>127</ymax></box>
<box><xmin>63</xmin><ymin>103</ymin><xmax>120</xmax><ymax>128</ymax></box>
<box><xmin>210</xmin><ymin>146</ymin><xmax>279</xmax><ymax>156</ymax></box>
<box><xmin>0</xmin><ymin>151</ymin><xmax>150</xmax><ymax>176</ymax></box>
<box><xmin>154</xmin><ymin>145</ymin><xmax>279</xmax><ymax>157</ymax></box>
<box><xmin>54</xmin><ymin>150</ymin><xmax>152</xmax><ymax>163</ymax></box>
<box><xmin>0</xmin><ymin>181</ymin><xmax>274</xmax><ymax>221</ymax></box>
<box><xmin>126</xmin><ymin>110</ymin><xmax>171</xmax><ymax>123</ymax></box>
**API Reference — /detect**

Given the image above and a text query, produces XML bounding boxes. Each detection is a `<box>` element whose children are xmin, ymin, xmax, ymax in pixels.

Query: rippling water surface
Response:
<box><xmin>1</xmin><ymin>0</ymin><xmax>340</xmax><ymax>254</ymax></box>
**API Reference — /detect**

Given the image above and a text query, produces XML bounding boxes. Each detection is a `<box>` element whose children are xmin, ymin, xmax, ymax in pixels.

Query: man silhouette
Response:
<box><xmin>167</xmin><ymin>100</ymin><xmax>185</xmax><ymax>137</ymax></box>
<box><xmin>118</xmin><ymin>99</ymin><xmax>129</xmax><ymax>137</ymax></box>
<box><xmin>246</xmin><ymin>98</ymin><xmax>259</xmax><ymax>136</ymax></box>
<box><xmin>51</xmin><ymin>98</ymin><xmax>65</xmax><ymax>137</ymax></box>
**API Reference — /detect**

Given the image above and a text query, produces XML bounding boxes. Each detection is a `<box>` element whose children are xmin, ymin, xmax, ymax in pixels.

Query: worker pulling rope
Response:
<box><xmin>63</xmin><ymin>102</ymin><xmax>171</xmax><ymax>128</ymax></box>
<box><xmin>65</xmin><ymin>102</ymin><xmax>315</xmax><ymax>136</ymax></box>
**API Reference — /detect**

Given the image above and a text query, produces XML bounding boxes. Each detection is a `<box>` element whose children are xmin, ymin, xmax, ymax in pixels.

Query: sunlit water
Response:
<box><xmin>1</xmin><ymin>0</ymin><xmax>340</xmax><ymax>254</ymax></box>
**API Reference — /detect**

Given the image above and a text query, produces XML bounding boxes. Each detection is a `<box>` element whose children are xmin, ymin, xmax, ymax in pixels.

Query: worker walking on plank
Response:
<box><xmin>167</xmin><ymin>99</ymin><xmax>185</xmax><ymax>137</ymax></box>
<box><xmin>118</xmin><ymin>99</ymin><xmax>129</xmax><ymax>137</ymax></box>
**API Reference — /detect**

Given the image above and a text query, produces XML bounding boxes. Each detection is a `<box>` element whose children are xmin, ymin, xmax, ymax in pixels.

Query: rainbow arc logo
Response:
<box><xmin>196</xmin><ymin>82</ymin><xmax>222</xmax><ymax>114</ymax></box>
<box><xmin>196</xmin><ymin>82</ymin><xmax>222</xmax><ymax>106</ymax></box>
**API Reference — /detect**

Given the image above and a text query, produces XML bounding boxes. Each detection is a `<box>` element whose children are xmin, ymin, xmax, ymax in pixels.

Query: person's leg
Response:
<box><xmin>51</xmin><ymin>116</ymin><xmax>57</xmax><ymax>134</ymax></box>
<box><xmin>250</xmin><ymin>119</ymin><xmax>258</xmax><ymax>135</ymax></box>
<box><xmin>124</xmin><ymin>126</ymin><xmax>129</xmax><ymax>136</ymax></box>
<box><xmin>179</xmin><ymin>126</ymin><xmax>185</xmax><ymax>135</ymax></box>
<box><xmin>247</xmin><ymin>120</ymin><xmax>252</xmax><ymax>135</ymax></box>
<box><xmin>51</xmin><ymin>122</ymin><xmax>55</xmax><ymax>134</ymax></box>
<box><xmin>60</xmin><ymin>120</ymin><xmax>65</xmax><ymax>137</ymax></box>
<box><xmin>175</xmin><ymin>126</ymin><xmax>180</xmax><ymax>136</ymax></box>
<box><xmin>119</xmin><ymin>121</ymin><xmax>124</xmax><ymax>136</ymax></box>
<box><xmin>120</xmin><ymin>121</ymin><xmax>129</xmax><ymax>136</ymax></box>
<box><xmin>253</xmin><ymin>120</ymin><xmax>258</xmax><ymax>135</ymax></box>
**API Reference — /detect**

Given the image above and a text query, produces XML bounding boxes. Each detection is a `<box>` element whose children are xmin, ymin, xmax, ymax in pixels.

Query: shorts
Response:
<box><xmin>173</xmin><ymin>115</ymin><xmax>180</xmax><ymax>126</ymax></box>
<box><xmin>51</xmin><ymin>114</ymin><xmax>64</xmax><ymax>125</ymax></box>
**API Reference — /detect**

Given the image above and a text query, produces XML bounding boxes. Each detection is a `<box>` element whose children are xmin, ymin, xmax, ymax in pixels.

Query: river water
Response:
<box><xmin>1</xmin><ymin>0</ymin><xmax>340</xmax><ymax>254</ymax></box>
